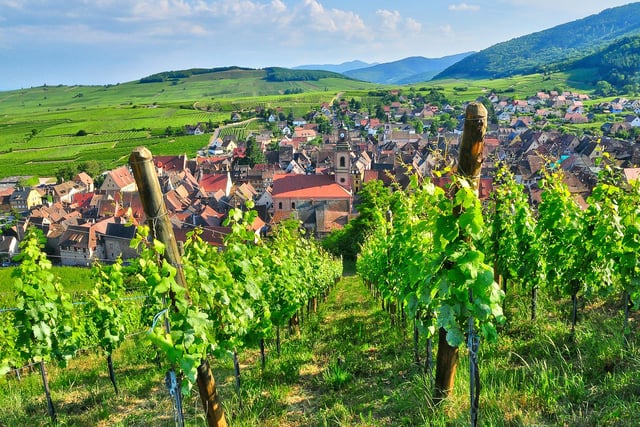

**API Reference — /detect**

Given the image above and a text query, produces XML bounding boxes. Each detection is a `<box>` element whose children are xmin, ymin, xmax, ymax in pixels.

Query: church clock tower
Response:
<box><xmin>335</xmin><ymin>126</ymin><xmax>351</xmax><ymax>189</ymax></box>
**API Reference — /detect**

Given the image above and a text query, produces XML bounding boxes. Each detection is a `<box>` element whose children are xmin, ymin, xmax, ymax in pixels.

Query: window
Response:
<box><xmin>291</xmin><ymin>202</ymin><xmax>296</xmax><ymax>209</ymax></box>
<box><xmin>278</xmin><ymin>202</ymin><xmax>283</xmax><ymax>209</ymax></box>
<box><xmin>340</xmin><ymin>177</ymin><xmax>346</xmax><ymax>183</ymax></box>
<box><xmin>339</xmin><ymin>156</ymin><xmax>346</xmax><ymax>167</ymax></box>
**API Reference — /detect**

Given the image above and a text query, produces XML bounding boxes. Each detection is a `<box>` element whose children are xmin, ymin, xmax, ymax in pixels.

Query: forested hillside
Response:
<box><xmin>569</xmin><ymin>35</ymin><xmax>640</xmax><ymax>93</ymax></box>
<box><xmin>434</xmin><ymin>2</ymin><xmax>640</xmax><ymax>80</ymax></box>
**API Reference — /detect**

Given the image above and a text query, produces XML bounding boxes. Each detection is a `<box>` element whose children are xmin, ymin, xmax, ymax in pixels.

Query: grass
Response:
<box><xmin>0</xmin><ymin>266</ymin><xmax>95</xmax><ymax>307</ymax></box>
<box><xmin>2</xmin><ymin>271</ymin><xmax>640</xmax><ymax>425</ymax></box>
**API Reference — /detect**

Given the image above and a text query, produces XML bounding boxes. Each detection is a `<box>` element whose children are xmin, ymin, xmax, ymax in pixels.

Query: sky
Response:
<box><xmin>0</xmin><ymin>0</ymin><xmax>636</xmax><ymax>91</ymax></box>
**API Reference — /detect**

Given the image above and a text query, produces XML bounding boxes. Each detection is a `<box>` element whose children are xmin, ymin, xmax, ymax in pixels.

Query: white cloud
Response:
<box><xmin>405</xmin><ymin>18</ymin><xmax>422</xmax><ymax>33</ymax></box>
<box><xmin>448</xmin><ymin>3</ymin><xmax>480</xmax><ymax>12</ymax></box>
<box><xmin>130</xmin><ymin>0</ymin><xmax>194</xmax><ymax>20</ymax></box>
<box><xmin>376</xmin><ymin>9</ymin><xmax>401</xmax><ymax>32</ymax></box>
<box><xmin>301</xmin><ymin>0</ymin><xmax>368</xmax><ymax>37</ymax></box>
<box><xmin>376</xmin><ymin>9</ymin><xmax>421</xmax><ymax>34</ymax></box>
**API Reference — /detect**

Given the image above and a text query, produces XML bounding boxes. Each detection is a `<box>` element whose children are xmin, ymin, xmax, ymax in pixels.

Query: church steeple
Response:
<box><xmin>335</xmin><ymin>126</ymin><xmax>351</xmax><ymax>189</ymax></box>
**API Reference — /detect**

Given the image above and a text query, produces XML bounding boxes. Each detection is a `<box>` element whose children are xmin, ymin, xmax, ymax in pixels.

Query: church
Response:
<box><xmin>270</xmin><ymin>127</ymin><xmax>354</xmax><ymax>237</ymax></box>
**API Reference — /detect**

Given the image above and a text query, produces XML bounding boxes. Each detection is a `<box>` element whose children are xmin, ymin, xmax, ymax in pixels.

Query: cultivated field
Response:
<box><xmin>0</xmin><ymin>71</ymin><xmax>379</xmax><ymax>179</ymax></box>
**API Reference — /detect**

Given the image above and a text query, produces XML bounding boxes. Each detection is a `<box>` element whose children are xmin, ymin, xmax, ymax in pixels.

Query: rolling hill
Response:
<box><xmin>434</xmin><ymin>2</ymin><xmax>640</xmax><ymax>80</ymax></box>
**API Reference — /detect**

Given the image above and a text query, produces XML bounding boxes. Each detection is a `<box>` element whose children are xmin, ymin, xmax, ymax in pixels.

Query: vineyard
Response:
<box><xmin>2</xmin><ymin>156</ymin><xmax>640</xmax><ymax>424</ymax></box>
<box><xmin>0</xmin><ymin>80</ymin><xmax>348</xmax><ymax>180</ymax></box>
<box><xmin>0</xmin><ymin>202</ymin><xmax>342</xmax><ymax>425</ymax></box>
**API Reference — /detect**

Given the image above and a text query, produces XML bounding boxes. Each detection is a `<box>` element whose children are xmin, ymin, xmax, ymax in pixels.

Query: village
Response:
<box><xmin>1</xmin><ymin>88</ymin><xmax>640</xmax><ymax>266</ymax></box>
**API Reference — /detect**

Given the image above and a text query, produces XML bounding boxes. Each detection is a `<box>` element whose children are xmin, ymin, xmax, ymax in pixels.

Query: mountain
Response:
<box><xmin>342</xmin><ymin>53</ymin><xmax>474</xmax><ymax>84</ymax></box>
<box><xmin>567</xmin><ymin>35</ymin><xmax>640</xmax><ymax>90</ymax></box>
<box><xmin>434</xmin><ymin>2</ymin><xmax>640</xmax><ymax>80</ymax></box>
<box><xmin>293</xmin><ymin>60</ymin><xmax>378</xmax><ymax>74</ymax></box>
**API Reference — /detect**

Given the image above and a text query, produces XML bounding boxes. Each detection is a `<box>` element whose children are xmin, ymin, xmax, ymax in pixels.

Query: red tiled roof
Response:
<box><xmin>270</xmin><ymin>210</ymin><xmax>295</xmax><ymax>224</ymax></box>
<box><xmin>108</xmin><ymin>166</ymin><xmax>135</xmax><ymax>189</ymax></box>
<box><xmin>72</xmin><ymin>192</ymin><xmax>93</xmax><ymax>209</ymax></box>
<box><xmin>154</xmin><ymin>155</ymin><xmax>187</xmax><ymax>172</ymax></box>
<box><xmin>250</xmin><ymin>215</ymin><xmax>266</xmax><ymax>232</ymax></box>
<box><xmin>0</xmin><ymin>187</ymin><xmax>15</xmax><ymax>197</ymax></box>
<box><xmin>363</xmin><ymin>170</ymin><xmax>380</xmax><ymax>182</ymax></box>
<box><xmin>317</xmin><ymin>210</ymin><xmax>349</xmax><ymax>233</ymax></box>
<box><xmin>200</xmin><ymin>206</ymin><xmax>224</xmax><ymax>227</ymax></box>
<box><xmin>271</xmin><ymin>174</ymin><xmax>351</xmax><ymax>200</ymax></box>
<box><xmin>74</xmin><ymin>172</ymin><xmax>93</xmax><ymax>186</ymax></box>
<box><xmin>199</xmin><ymin>173</ymin><xmax>229</xmax><ymax>193</ymax></box>
<box><xmin>197</xmin><ymin>156</ymin><xmax>228</xmax><ymax>164</ymax></box>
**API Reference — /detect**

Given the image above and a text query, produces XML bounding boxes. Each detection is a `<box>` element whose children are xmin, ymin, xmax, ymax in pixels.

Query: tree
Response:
<box><xmin>322</xmin><ymin>179</ymin><xmax>392</xmax><ymax>260</ymax></box>
<box><xmin>413</xmin><ymin>120</ymin><xmax>424</xmax><ymax>135</ymax></box>
<box><xmin>248</xmin><ymin>137</ymin><xmax>266</xmax><ymax>167</ymax></box>
<box><xmin>17</xmin><ymin>176</ymin><xmax>40</xmax><ymax>188</ymax></box>
<box><xmin>595</xmin><ymin>80</ymin><xmax>616</xmax><ymax>97</ymax></box>
<box><xmin>80</xmin><ymin>160</ymin><xmax>104</xmax><ymax>178</ymax></box>
<box><xmin>315</xmin><ymin>114</ymin><xmax>332</xmax><ymax>135</ymax></box>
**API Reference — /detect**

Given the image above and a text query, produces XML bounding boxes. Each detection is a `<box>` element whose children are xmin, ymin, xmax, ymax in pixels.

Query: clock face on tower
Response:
<box><xmin>339</xmin><ymin>131</ymin><xmax>345</xmax><ymax>139</ymax></box>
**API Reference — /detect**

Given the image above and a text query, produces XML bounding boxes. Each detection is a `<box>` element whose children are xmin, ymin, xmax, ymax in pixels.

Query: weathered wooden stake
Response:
<box><xmin>129</xmin><ymin>147</ymin><xmax>190</xmax><ymax>306</ymax></box>
<box><xmin>129</xmin><ymin>147</ymin><xmax>226</xmax><ymax>427</ymax></box>
<box><xmin>197</xmin><ymin>359</ymin><xmax>228</xmax><ymax>427</ymax></box>
<box><xmin>434</xmin><ymin>102</ymin><xmax>487</xmax><ymax>403</ymax></box>
<box><xmin>233</xmin><ymin>349</ymin><xmax>242</xmax><ymax>408</ymax></box>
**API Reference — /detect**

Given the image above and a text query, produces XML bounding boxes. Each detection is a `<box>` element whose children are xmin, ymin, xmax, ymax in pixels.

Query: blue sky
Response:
<box><xmin>0</xmin><ymin>0</ymin><xmax>635</xmax><ymax>90</ymax></box>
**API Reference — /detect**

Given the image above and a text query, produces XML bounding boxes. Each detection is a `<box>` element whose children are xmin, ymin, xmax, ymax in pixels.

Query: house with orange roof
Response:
<box><xmin>293</xmin><ymin>127</ymin><xmax>317</xmax><ymax>141</ymax></box>
<box><xmin>0</xmin><ymin>187</ymin><xmax>14</xmax><ymax>212</ymax></box>
<box><xmin>74</xmin><ymin>172</ymin><xmax>94</xmax><ymax>192</ymax></box>
<box><xmin>51</xmin><ymin>181</ymin><xmax>85</xmax><ymax>204</ymax></box>
<box><xmin>100</xmin><ymin>165</ymin><xmax>137</xmax><ymax>196</ymax></box>
<box><xmin>197</xmin><ymin>205</ymin><xmax>226</xmax><ymax>227</ymax></box>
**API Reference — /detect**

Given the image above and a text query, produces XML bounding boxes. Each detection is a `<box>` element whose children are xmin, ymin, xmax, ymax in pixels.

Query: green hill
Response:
<box><xmin>0</xmin><ymin>67</ymin><xmax>380</xmax><ymax>179</ymax></box>
<box><xmin>566</xmin><ymin>35</ymin><xmax>640</xmax><ymax>92</ymax></box>
<box><xmin>434</xmin><ymin>2</ymin><xmax>640</xmax><ymax>80</ymax></box>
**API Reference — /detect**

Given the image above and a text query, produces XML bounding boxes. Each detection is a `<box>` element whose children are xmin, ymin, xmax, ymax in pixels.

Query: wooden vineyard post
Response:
<box><xmin>129</xmin><ymin>147</ymin><xmax>190</xmax><ymax>306</ymax></box>
<box><xmin>434</xmin><ymin>102</ymin><xmax>487</xmax><ymax>403</ymax></box>
<box><xmin>197</xmin><ymin>359</ymin><xmax>228</xmax><ymax>427</ymax></box>
<box><xmin>129</xmin><ymin>147</ymin><xmax>227</xmax><ymax>427</ymax></box>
